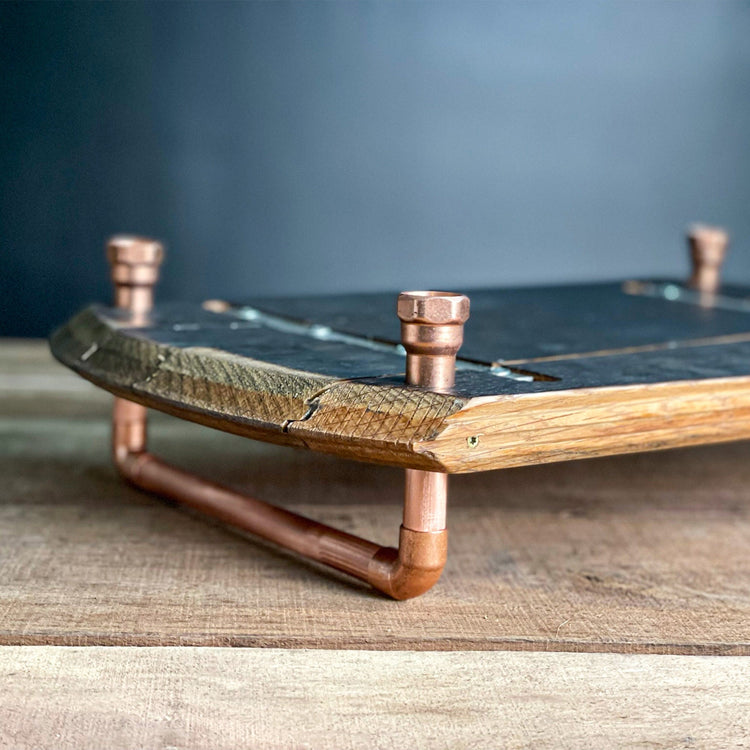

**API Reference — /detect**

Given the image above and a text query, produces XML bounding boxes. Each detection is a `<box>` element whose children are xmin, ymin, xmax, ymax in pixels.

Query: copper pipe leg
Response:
<box><xmin>106</xmin><ymin>235</ymin><xmax>469</xmax><ymax>598</ymax></box>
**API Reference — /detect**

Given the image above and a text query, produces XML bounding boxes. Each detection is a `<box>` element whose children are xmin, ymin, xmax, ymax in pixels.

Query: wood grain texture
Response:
<box><xmin>50</xmin><ymin>301</ymin><xmax>750</xmax><ymax>473</ymax></box>
<box><xmin>1</xmin><ymin>647</ymin><xmax>748</xmax><ymax>750</ymax></box>
<box><xmin>3</xmin><ymin>343</ymin><xmax>750</xmax><ymax>653</ymax></box>
<box><xmin>432</xmin><ymin>378</ymin><xmax>750</xmax><ymax>472</ymax></box>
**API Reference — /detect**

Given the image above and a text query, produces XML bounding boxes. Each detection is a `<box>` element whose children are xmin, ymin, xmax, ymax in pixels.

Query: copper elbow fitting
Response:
<box><xmin>367</xmin><ymin>527</ymin><xmax>448</xmax><ymax>600</ymax></box>
<box><xmin>687</xmin><ymin>224</ymin><xmax>729</xmax><ymax>295</ymax></box>
<box><xmin>107</xmin><ymin>235</ymin><xmax>165</xmax><ymax>318</ymax></box>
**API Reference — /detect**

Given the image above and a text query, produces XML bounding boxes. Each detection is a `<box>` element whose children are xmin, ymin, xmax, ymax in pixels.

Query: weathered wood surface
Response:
<box><xmin>50</xmin><ymin>283</ymin><xmax>750</xmax><ymax>472</ymax></box>
<box><xmin>3</xmin><ymin>342</ymin><xmax>750</xmax><ymax>653</ymax></box>
<box><xmin>50</xmin><ymin>306</ymin><xmax>465</xmax><ymax>471</ymax></box>
<box><xmin>1</xmin><ymin>647</ymin><xmax>748</xmax><ymax>749</ymax></box>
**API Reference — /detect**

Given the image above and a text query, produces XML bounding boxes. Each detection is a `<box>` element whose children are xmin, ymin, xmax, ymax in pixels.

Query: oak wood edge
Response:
<box><xmin>422</xmin><ymin>378</ymin><xmax>750</xmax><ymax>473</ymax></box>
<box><xmin>51</xmin><ymin>307</ymin><xmax>750</xmax><ymax>476</ymax></box>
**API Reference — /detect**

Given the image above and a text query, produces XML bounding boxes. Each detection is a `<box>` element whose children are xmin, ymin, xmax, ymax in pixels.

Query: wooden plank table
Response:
<box><xmin>1</xmin><ymin>341</ymin><xmax>749</xmax><ymax>747</ymax></box>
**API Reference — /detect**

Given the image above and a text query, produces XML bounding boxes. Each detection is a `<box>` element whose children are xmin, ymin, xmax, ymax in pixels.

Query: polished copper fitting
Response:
<box><xmin>396</xmin><ymin>290</ymin><xmax>469</xmax><ymax>595</ymax></box>
<box><xmin>687</xmin><ymin>224</ymin><xmax>729</xmax><ymax>295</ymax></box>
<box><xmin>107</xmin><ymin>243</ymin><xmax>467</xmax><ymax>598</ymax></box>
<box><xmin>107</xmin><ymin>235</ymin><xmax>165</xmax><ymax>318</ymax></box>
<box><xmin>398</xmin><ymin>291</ymin><xmax>470</xmax><ymax>392</ymax></box>
<box><xmin>368</xmin><ymin>527</ymin><xmax>448</xmax><ymax>600</ymax></box>
<box><xmin>109</xmin><ymin>235</ymin><xmax>161</xmax><ymax>468</ymax></box>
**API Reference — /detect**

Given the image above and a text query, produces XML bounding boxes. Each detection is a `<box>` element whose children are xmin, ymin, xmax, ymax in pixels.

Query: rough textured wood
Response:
<box><xmin>3</xmin><ymin>342</ymin><xmax>750</xmax><ymax>653</ymax></box>
<box><xmin>50</xmin><ymin>291</ymin><xmax>750</xmax><ymax>472</ymax></box>
<box><xmin>50</xmin><ymin>306</ymin><xmax>465</xmax><ymax>471</ymax></box>
<box><xmin>1</xmin><ymin>647</ymin><xmax>748</xmax><ymax>749</ymax></box>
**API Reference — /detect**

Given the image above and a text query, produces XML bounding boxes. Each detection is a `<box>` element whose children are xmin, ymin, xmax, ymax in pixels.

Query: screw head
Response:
<box><xmin>397</xmin><ymin>291</ymin><xmax>470</xmax><ymax>326</ymax></box>
<box><xmin>106</xmin><ymin>235</ymin><xmax>164</xmax><ymax>268</ymax></box>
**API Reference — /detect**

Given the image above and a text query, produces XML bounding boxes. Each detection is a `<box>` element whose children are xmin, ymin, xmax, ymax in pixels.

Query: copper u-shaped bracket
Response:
<box><xmin>107</xmin><ymin>236</ymin><xmax>469</xmax><ymax>599</ymax></box>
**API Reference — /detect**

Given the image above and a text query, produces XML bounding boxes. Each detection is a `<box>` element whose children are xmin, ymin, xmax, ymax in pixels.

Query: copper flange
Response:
<box><xmin>108</xmin><ymin>236</ymin><xmax>469</xmax><ymax>599</ymax></box>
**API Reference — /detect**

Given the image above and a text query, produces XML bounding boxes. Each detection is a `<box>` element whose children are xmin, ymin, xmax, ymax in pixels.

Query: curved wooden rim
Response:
<box><xmin>50</xmin><ymin>305</ymin><xmax>750</xmax><ymax>474</ymax></box>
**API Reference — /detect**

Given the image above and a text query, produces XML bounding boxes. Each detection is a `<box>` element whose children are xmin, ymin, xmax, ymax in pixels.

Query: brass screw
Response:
<box><xmin>687</xmin><ymin>224</ymin><xmax>729</xmax><ymax>295</ymax></box>
<box><xmin>106</xmin><ymin>235</ymin><xmax>165</xmax><ymax>317</ymax></box>
<box><xmin>397</xmin><ymin>291</ymin><xmax>470</xmax><ymax>392</ymax></box>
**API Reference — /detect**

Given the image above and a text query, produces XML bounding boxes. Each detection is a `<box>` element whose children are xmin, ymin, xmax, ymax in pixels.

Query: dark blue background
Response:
<box><xmin>3</xmin><ymin>1</ymin><xmax>749</xmax><ymax>337</ymax></box>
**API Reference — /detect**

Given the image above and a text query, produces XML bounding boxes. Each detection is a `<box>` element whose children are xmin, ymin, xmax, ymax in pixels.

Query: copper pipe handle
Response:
<box><xmin>106</xmin><ymin>235</ymin><xmax>465</xmax><ymax>598</ymax></box>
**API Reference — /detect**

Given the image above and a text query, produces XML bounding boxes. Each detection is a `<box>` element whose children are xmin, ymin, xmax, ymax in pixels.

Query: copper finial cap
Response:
<box><xmin>397</xmin><ymin>291</ymin><xmax>470</xmax><ymax>326</ymax></box>
<box><xmin>397</xmin><ymin>291</ymin><xmax>470</xmax><ymax>391</ymax></box>
<box><xmin>107</xmin><ymin>235</ymin><xmax>164</xmax><ymax>268</ymax></box>
<box><xmin>687</xmin><ymin>224</ymin><xmax>729</xmax><ymax>294</ymax></box>
<box><xmin>107</xmin><ymin>235</ymin><xmax>164</xmax><ymax>288</ymax></box>
<box><xmin>106</xmin><ymin>235</ymin><xmax>165</xmax><ymax>315</ymax></box>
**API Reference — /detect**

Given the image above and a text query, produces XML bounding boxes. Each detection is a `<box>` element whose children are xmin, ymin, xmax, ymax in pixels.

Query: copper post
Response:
<box><xmin>397</xmin><ymin>291</ymin><xmax>469</xmax><ymax>533</ymax></box>
<box><xmin>108</xmin><ymin>236</ymin><xmax>164</xmax><ymax>462</ymax></box>
<box><xmin>368</xmin><ymin>292</ymin><xmax>470</xmax><ymax>597</ymax></box>
<box><xmin>107</xmin><ymin>235</ymin><xmax>164</xmax><ymax>323</ymax></box>
<box><xmin>108</xmin><ymin>240</ymin><xmax>469</xmax><ymax>599</ymax></box>
<box><xmin>687</xmin><ymin>224</ymin><xmax>729</xmax><ymax>299</ymax></box>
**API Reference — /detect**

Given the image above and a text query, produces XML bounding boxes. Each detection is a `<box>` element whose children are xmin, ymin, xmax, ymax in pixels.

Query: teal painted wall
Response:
<box><xmin>2</xmin><ymin>1</ymin><xmax>749</xmax><ymax>335</ymax></box>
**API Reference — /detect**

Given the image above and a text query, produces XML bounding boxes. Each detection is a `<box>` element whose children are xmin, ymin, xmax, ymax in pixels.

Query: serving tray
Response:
<box><xmin>50</xmin><ymin>228</ymin><xmax>746</xmax><ymax>598</ymax></box>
